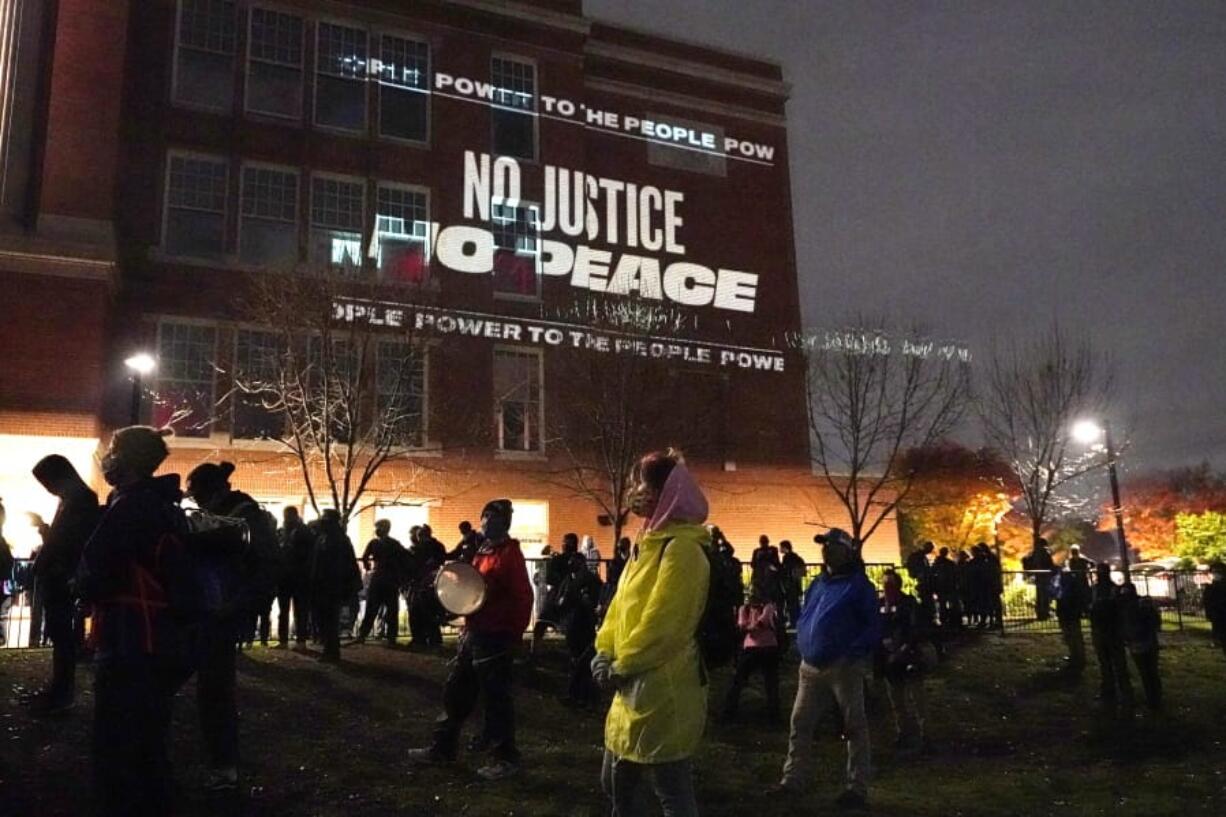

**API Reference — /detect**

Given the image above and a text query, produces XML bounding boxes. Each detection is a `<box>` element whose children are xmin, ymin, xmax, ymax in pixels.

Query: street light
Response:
<box><xmin>1071</xmin><ymin>417</ymin><xmax>1131</xmax><ymax>581</ymax></box>
<box><xmin>124</xmin><ymin>353</ymin><xmax>156</xmax><ymax>426</ymax></box>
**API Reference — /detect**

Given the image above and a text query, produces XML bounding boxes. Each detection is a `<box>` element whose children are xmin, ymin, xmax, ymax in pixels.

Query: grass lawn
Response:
<box><xmin>2</xmin><ymin>631</ymin><xmax>1224</xmax><ymax>817</ymax></box>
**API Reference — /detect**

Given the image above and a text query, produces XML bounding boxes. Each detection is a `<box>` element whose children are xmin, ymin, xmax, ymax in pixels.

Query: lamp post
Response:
<box><xmin>1071</xmin><ymin>418</ymin><xmax>1130</xmax><ymax>581</ymax></box>
<box><xmin>124</xmin><ymin>353</ymin><xmax>156</xmax><ymax>426</ymax></box>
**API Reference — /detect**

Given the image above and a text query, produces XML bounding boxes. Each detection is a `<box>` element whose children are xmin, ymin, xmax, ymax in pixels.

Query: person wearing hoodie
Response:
<box><xmin>409</xmin><ymin>499</ymin><xmax>534</xmax><ymax>781</ymax></box>
<box><xmin>309</xmin><ymin>510</ymin><xmax>362</xmax><ymax>662</ymax></box>
<box><xmin>75</xmin><ymin>426</ymin><xmax>190</xmax><ymax>817</ymax></box>
<box><xmin>27</xmin><ymin>455</ymin><xmax>100</xmax><ymax>714</ymax></box>
<box><xmin>592</xmin><ymin>450</ymin><xmax>711</xmax><ymax>817</ymax></box>
<box><xmin>774</xmin><ymin>528</ymin><xmax>881</xmax><ymax>810</ymax></box>
<box><xmin>185</xmin><ymin>461</ymin><xmax>276</xmax><ymax>791</ymax></box>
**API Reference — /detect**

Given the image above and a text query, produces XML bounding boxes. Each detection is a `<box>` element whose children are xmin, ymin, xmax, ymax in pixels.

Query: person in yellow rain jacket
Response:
<box><xmin>592</xmin><ymin>449</ymin><xmax>711</xmax><ymax>817</ymax></box>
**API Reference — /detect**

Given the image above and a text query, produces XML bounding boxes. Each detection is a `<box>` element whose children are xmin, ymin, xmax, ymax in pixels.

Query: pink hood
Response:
<box><xmin>646</xmin><ymin>463</ymin><xmax>709</xmax><ymax>532</ymax></box>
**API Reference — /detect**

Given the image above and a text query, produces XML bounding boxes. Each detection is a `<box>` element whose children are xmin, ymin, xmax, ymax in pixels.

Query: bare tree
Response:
<box><xmin>977</xmin><ymin>325</ymin><xmax>1114</xmax><ymax>550</ymax></box>
<box><xmin>533</xmin><ymin>299</ymin><xmax>704</xmax><ymax>548</ymax></box>
<box><xmin>799</xmin><ymin>320</ymin><xmax>971</xmax><ymax>546</ymax></box>
<box><xmin>225</xmin><ymin>269</ymin><xmax>440</xmax><ymax>527</ymax></box>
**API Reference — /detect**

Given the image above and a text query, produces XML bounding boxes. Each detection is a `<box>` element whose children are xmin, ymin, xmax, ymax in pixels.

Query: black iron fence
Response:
<box><xmin>999</xmin><ymin>569</ymin><xmax>1211</xmax><ymax>633</ymax></box>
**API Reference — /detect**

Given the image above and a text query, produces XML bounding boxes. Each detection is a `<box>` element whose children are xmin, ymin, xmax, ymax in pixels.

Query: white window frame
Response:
<box><xmin>376</xmin><ymin>30</ymin><xmax>431</xmax><ymax>146</ymax></box>
<box><xmin>161</xmin><ymin>149</ymin><xmax>230</xmax><ymax>261</ymax></box>
<box><xmin>493</xmin><ymin>345</ymin><xmax>545</xmax><ymax>455</ymax></box>
<box><xmin>489</xmin><ymin>52</ymin><xmax>539</xmax><ymax>163</ymax></box>
<box><xmin>309</xmin><ymin>171</ymin><xmax>367</xmax><ymax>269</ymax></box>
<box><xmin>237</xmin><ymin>160</ymin><xmax>301</xmax><ymax>269</ymax></box>
<box><xmin>490</xmin><ymin>198</ymin><xmax>542</xmax><ymax>303</ymax></box>
<box><xmin>376</xmin><ymin>339</ymin><xmax>430</xmax><ymax>449</ymax></box>
<box><xmin>171</xmin><ymin>0</ymin><xmax>238</xmax><ymax>113</ymax></box>
<box><xmin>374</xmin><ymin>180</ymin><xmax>431</xmax><ymax>281</ymax></box>
<box><xmin>154</xmin><ymin>317</ymin><xmax>220</xmax><ymax>440</ymax></box>
<box><xmin>244</xmin><ymin>4</ymin><xmax>305</xmax><ymax>121</ymax></box>
<box><xmin>313</xmin><ymin>18</ymin><xmax>370</xmax><ymax>135</ymax></box>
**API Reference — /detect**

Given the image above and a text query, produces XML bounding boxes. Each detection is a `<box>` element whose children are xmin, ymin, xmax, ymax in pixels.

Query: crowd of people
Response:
<box><xmin>2</xmin><ymin>428</ymin><xmax>1226</xmax><ymax>816</ymax></box>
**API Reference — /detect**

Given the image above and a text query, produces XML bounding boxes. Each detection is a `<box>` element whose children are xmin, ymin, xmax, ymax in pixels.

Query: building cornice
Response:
<box><xmin>584</xmin><ymin>77</ymin><xmax>787</xmax><ymax>129</ymax></box>
<box><xmin>439</xmin><ymin>0</ymin><xmax>590</xmax><ymax>34</ymax></box>
<box><xmin>0</xmin><ymin>246</ymin><xmax>116</xmax><ymax>287</ymax></box>
<box><xmin>585</xmin><ymin>42</ymin><xmax>790</xmax><ymax>99</ymax></box>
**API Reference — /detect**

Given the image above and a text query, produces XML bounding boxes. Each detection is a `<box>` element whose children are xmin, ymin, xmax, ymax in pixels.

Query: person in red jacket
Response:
<box><xmin>409</xmin><ymin>499</ymin><xmax>533</xmax><ymax>781</ymax></box>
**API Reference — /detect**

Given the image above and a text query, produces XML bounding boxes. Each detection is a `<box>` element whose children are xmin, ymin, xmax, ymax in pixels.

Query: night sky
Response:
<box><xmin>587</xmin><ymin>1</ymin><xmax>1226</xmax><ymax>472</ymax></box>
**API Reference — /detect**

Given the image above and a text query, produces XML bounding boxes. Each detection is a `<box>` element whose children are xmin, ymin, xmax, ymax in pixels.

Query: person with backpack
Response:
<box><xmin>25</xmin><ymin>455</ymin><xmax>100</xmax><ymax>715</ymax></box>
<box><xmin>309</xmin><ymin>510</ymin><xmax>362</xmax><ymax>662</ymax></box>
<box><xmin>591</xmin><ymin>450</ymin><xmax>711</xmax><ymax>817</ymax></box>
<box><xmin>185</xmin><ymin>461</ymin><xmax>276</xmax><ymax>791</ymax></box>
<box><xmin>408</xmin><ymin>499</ymin><xmax>534</xmax><ymax>781</ymax></box>
<box><xmin>721</xmin><ymin>576</ymin><xmax>783</xmax><ymax>724</ymax></box>
<box><xmin>75</xmin><ymin>426</ymin><xmax>190</xmax><ymax>817</ymax></box>
<box><xmin>773</xmin><ymin>527</ymin><xmax>881</xmax><ymax>810</ymax></box>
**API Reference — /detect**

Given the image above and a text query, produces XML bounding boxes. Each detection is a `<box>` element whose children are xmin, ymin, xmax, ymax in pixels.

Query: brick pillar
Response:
<box><xmin>36</xmin><ymin>0</ymin><xmax>130</xmax><ymax>246</ymax></box>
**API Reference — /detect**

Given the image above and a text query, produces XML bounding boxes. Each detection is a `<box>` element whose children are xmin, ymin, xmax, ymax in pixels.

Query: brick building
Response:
<box><xmin>0</xmin><ymin>0</ymin><xmax>898</xmax><ymax>562</ymax></box>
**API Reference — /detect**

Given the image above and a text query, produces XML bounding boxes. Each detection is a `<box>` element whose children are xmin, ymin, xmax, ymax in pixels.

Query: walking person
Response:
<box><xmin>75</xmin><ymin>426</ymin><xmax>191</xmax><ymax>817</ymax></box>
<box><xmin>409</xmin><ymin>499</ymin><xmax>534</xmax><ymax>780</ymax></box>
<box><xmin>592</xmin><ymin>450</ymin><xmax>711</xmax><ymax>817</ymax></box>
<box><xmin>356</xmin><ymin>519</ymin><xmax>407</xmax><ymax>645</ymax></box>
<box><xmin>25</xmin><ymin>455</ymin><xmax>100</xmax><ymax>714</ymax></box>
<box><xmin>773</xmin><ymin>528</ymin><xmax>880</xmax><ymax>809</ymax></box>
<box><xmin>722</xmin><ymin>577</ymin><xmax>782</xmax><ymax>724</ymax></box>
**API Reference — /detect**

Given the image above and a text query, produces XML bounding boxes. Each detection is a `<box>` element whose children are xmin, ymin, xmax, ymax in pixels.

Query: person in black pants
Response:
<box><xmin>779</xmin><ymin>540</ymin><xmax>805</xmax><ymax>629</ymax></box>
<box><xmin>1089</xmin><ymin>563</ymin><xmax>1133</xmax><ymax>711</ymax></box>
<box><xmin>357</xmin><ymin>519</ymin><xmax>406</xmax><ymax>645</ymax></box>
<box><xmin>28</xmin><ymin>455</ymin><xmax>100</xmax><ymax>715</ymax></box>
<box><xmin>310</xmin><ymin>510</ymin><xmax>361</xmax><ymax>662</ymax></box>
<box><xmin>722</xmin><ymin>580</ymin><xmax>783</xmax><ymax>723</ymax></box>
<box><xmin>558</xmin><ymin>552</ymin><xmax>603</xmax><ymax>706</ymax></box>
<box><xmin>276</xmin><ymin>506</ymin><xmax>313</xmax><ymax>647</ymax></box>
<box><xmin>1120</xmin><ymin>583</ymin><xmax>1162</xmax><ymax>709</ymax></box>
<box><xmin>76</xmin><ymin>425</ymin><xmax>189</xmax><ymax>817</ymax></box>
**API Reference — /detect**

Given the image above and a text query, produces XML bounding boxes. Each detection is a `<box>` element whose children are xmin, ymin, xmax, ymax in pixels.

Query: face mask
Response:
<box><xmin>100</xmin><ymin>452</ymin><xmax>124</xmax><ymax>487</ymax></box>
<box><xmin>628</xmin><ymin>485</ymin><xmax>654</xmax><ymax>517</ymax></box>
<box><xmin>481</xmin><ymin>512</ymin><xmax>509</xmax><ymax>542</ymax></box>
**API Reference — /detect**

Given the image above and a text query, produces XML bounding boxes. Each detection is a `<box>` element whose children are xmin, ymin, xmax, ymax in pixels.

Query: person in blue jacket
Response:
<box><xmin>773</xmin><ymin>528</ymin><xmax>881</xmax><ymax>810</ymax></box>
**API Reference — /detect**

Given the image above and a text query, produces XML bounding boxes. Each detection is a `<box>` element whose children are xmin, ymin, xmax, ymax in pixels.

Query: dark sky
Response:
<box><xmin>586</xmin><ymin>0</ymin><xmax>1226</xmax><ymax>472</ymax></box>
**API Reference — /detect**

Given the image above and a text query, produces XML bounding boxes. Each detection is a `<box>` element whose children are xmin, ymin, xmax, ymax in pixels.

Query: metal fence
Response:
<box><xmin>999</xmin><ymin>569</ymin><xmax>1210</xmax><ymax>633</ymax></box>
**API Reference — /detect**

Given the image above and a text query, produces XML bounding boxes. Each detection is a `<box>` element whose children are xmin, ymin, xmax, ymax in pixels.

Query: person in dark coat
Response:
<box><xmin>904</xmin><ymin>541</ymin><xmax>935</xmax><ymax>620</ymax></box>
<box><xmin>357</xmin><ymin>519</ymin><xmax>406</xmax><ymax>645</ymax></box>
<box><xmin>930</xmin><ymin>546</ymin><xmax>958</xmax><ymax>631</ymax></box>
<box><xmin>1205</xmin><ymin>561</ymin><xmax>1226</xmax><ymax>659</ymax></box>
<box><xmin>186</xmin><ymin>461</ymin><xmax>276</xmax><ymax>791</ymax></box>
<box><xmin>1089</xmin><ymin>563</ymin><xmax>1133</xmax><ymax>710</ymax></box>
<box><xmin>1119</xmin><ymin>583</ymin><xmax>1162</xmax><ymax>709</ymax></box>
<box><xmin>1056</xmin><ymin>569</ymin><xmax>1089</xmax><ymax>675</ymax></box>
<box><xmin>779</xmin><ymin>539</ymin><xmax>806</xmax><ymax>629</ymax></box>
<box><xmin>1022</xmin><ymin>538</ymin><xmax>1056</xmax><ymax>620</ymax></box>
<box><xmin>599</xmin><ymin>537</ymin><xmax>631</xmax><ymax>617</ymax></box>
<box><xmin>76</xmin><ymin>426</ymin><xmax>189</xmax><ymax>817</ymax></box>
<box><xmin>558</xmin><ymin>551</ymin><xmax>603</xmax><ymax>706</ymax></box>
<box><xmin>447</xmin><ymin>520</ymin><xmax>482</xmax><ymax>563</ymax></box>
<box><xmin>408</xmin><ymin>524</ymin><xmax>447</xmax><ymax>648</ymax></box>
<box><xmin>876</xmin><ymin>569</ymin><xmax>929</xmax><ymax>755</ymax></box>
<box><xmin>277</xmin><ymin>506</ymin><xmax>314</xmax><ymax>647</ymax></box>
<box><xmin>531</xmin><ymin>532</ymin><xmax>579</xmax><ymax>658</ymax></box>
<box><xmin>310</xmin><ymin>510</ymin><xmax>361</xmax><ymax>662</ymax></box>
<box><xmin>27</xmin><ymin>455</ymin><xmax>100</xmax><ymax>714</ymax></box>
<box><xmin>409</xmin><ymin>499</ymin><xmax>534</xmax><ymax>781</ymax></box>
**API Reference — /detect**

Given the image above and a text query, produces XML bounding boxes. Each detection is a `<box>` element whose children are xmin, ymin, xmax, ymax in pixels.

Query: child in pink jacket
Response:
<box><xmin>721</xmin><ymin>579</ymin><xmax>783</xmax><ymax>722</ymax></box>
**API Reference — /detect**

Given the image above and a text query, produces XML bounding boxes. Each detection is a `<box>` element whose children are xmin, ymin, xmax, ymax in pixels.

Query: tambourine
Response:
<box><xmin>435</xmin><ymin>561</ymin><xmax>487</xmax><ymax>616</ymax></box>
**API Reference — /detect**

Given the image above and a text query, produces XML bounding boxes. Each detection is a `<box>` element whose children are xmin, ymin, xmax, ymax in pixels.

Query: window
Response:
<box><xmin>490</xmin><ymin>57</ymin><xmax>536</xmax><ymax>160</ymax></box>
<box><xmin>378</xmin><ymin>35</ymin><xmax>429</xmax><ymax>142</ymax></box>
<box><xmin>491</xmin><ymin>201</ymin><xmax>540</xmax><ymax>299</ymax></box>
<box><xmin>646</xmin><ymin>114</ymin><xmax>727</xmax><ymax>177</ymax></box>
<box><xmin>247</xmin><ymin>7</ymin><xmax>303</xmax><ymax>119</ymax></box>
<box><xmin>376</xmin><ymin>341</ymin><xmax>426</xmax><ymax>447</ymax></box>
<box><xmin>310</xmin><ymin>174</ymin><xmax>365</xmax><ymax>270</ymax></box>
<box><xmin>375</xmin><ymin>184</ymin><xmax>429</xmax><ymax>283</ymax></box>
<box><xmin>493</xmin><ymin>348</ymin><xmax>542</xmax><ymax>452</ymax></box>
<box><xmin>240</xmin><ymin>164</ymin><xmax>299</xmax><ymax>267</ymax></box>
<box><xmin>315</xmin><ymin>22</ymin><xmax>367</xmax><ymax>132</ymax></box>
<box><xmin>174</xmin><ymin>0</ymin><xmax>237</xmax><ymax>110</ymax></box>
<box><xmin>164</xmin><ymin>153</ymin><xmax>228</xmax><ymax>259</ymax></box>
<box><xmin>233</xmin><ymin>329</ymin><xmax>282</xmax><ymax>440</ymax></box>
<box><xmin>154</xmin><ymin>322</ymin><xmax>217</xmax><ymax>438</ymax></box>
